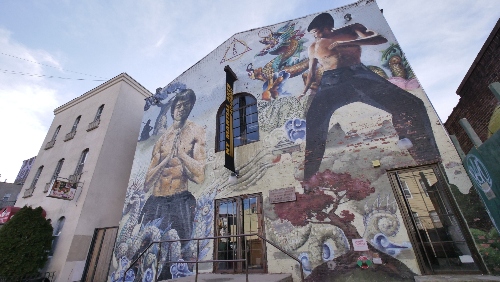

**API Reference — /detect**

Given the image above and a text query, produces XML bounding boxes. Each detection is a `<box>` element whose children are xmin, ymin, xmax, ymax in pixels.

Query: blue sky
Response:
<box><xmin>0</xmin><ymin>0</ymin><xmax>498</xmax><ymax>182</ymax></box>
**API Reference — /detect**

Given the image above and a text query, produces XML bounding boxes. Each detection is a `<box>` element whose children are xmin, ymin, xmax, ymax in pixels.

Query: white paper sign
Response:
<box><xmin>352</xmin><ymin>239</ymin><xmax>369</xmax><ymax>251</ymax></box>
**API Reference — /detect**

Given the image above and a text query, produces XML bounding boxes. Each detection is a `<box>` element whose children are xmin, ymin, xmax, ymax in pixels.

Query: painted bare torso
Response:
<box><xmin>313</xmin><ymin>33</ymin><xmax>362</xmax><ymax>70</ymax></box>
<box><xmin>146</xmin><ymin>120</ymin><xmax>206</xmax><ymax>197</ymax></box>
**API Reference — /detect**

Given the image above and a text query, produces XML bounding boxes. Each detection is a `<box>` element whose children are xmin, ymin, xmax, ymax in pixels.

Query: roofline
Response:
<box><xmin>54</xmin><ymin>73</ymin><xmax>153</xmax><ymax>115</ymax></box>
<box><xmin>166</xmin><ymin>0</ymin><xmax>373</xmax><ymax>85</ymax></box>
<box><xmin>456</xmin><ymin>18</ymin><xmax>500</xmax><ymax>95</ymax></box>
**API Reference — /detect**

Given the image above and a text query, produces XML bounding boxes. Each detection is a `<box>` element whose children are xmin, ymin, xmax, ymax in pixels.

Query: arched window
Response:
<box><xmin>31</xmin><ymin>166</ymin><xmax>44</xmax><ymax>188</ymax></box>
<box><xmin>52</xmin><ymin>125</ymin><xmax>61</xmax><ymax>141</ymax></box>
<box><xmin>94</xmin><ymin>105</ymin><xmax>104</xmax><ymax>121</ymax></box>
<box><xmin>216</xmin><ymin>93</ymin><xmax>259</xmax><ymax>152</ymax></box>
<box><xmin>75</xmin><ymin>149</ymin><xmax>89</xmax><ymax>175</ymax></box>
<box><xmin>52</xmin><ymin>159</ymin><xmax>64</xmax><ymax>181</ymax></box>
<box><xmin>49</xmin><ymin>216</ymin><xmax>66</xmax><ymax>256</ymax></box>
<box><xmin>71</xmin><ymin>116</ymin><xmax>81</xmax><ymax>132</ymax></box>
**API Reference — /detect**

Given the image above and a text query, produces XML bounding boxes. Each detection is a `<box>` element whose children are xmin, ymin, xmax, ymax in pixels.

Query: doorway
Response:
<box><xmin>389</xmin><ymin>165</ymin><xmax>485</xmax><ymax>274</ymax></box>
<box><xmin>214</xmin><ymin>193</ymin><xmax>266</xmax><ymax>273</ymax></box>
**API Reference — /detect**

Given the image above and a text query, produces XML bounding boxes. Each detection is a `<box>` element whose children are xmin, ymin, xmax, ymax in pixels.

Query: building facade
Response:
<box><xmin>110</xmin><ymin>1</ymin><xmax>492</xmax><ymax>281</ymax></box>
<box><xmin>445</xmin><ymin>18</ymin><xmax>500</xmax><ymax>153</ymax></box>
<box><xmin>0</xmin><ymin>182</ymin><xmax>22</xmax><ymax>209</ymax></box>
<box><xmin>15</xmin><ymin>73</ymin><xmax>151</xmax><ymax>282</ymax></box>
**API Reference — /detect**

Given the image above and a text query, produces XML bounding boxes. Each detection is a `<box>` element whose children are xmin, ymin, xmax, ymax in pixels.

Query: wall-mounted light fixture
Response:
<box><xmin>344</xmin><ymin>13</ymin><xmax>352</xmax><ymax>21</ymax></box>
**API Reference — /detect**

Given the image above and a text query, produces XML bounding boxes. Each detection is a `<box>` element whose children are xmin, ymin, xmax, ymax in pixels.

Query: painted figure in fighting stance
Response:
<box><xmin>142</xmin><ymin>89</ymin><xmax>206</xmax><ymax>242</ymax></box>
<box><xmin>301</xmin><ymin>13</ymin><xmax>439</xmax><ymax>182</ymax></box>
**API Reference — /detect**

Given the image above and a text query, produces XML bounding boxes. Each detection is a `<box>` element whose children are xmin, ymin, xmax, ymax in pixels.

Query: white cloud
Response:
<box><xmin>0</xmin><ymin>28</ymin><xmax>60</xmax><ymax>182</ymax></box>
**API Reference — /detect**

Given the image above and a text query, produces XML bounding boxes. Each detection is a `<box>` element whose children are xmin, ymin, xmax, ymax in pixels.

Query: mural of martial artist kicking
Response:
<box><xmin>301</xmin><ymin>13</ymin><xmax>439</xmax><ymax>182</ymax></box>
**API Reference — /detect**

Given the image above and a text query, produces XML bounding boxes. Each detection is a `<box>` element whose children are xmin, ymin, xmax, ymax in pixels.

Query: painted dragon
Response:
<box><xmin>247</xmin><ymin>22</ymin><xmax>322</xmax><ymax>100</ymax></box>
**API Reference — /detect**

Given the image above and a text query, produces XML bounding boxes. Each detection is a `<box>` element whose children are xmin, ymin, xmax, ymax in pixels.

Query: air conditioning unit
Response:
<box><xmin>68</xmin><ymin>174</ymin><xmax>81</xmax><ymax>183</ymax></box>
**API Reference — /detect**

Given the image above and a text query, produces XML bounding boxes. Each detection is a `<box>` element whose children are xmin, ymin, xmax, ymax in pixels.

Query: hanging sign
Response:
<box><xmin>47</xmin><ymin>180</ymin><xmax>77</xmax><ymax>200</ymax></box>
<box><xmin>224</xmin><ymin>65</ymin><xmax>237</xmax><ymax>173</ymax></box>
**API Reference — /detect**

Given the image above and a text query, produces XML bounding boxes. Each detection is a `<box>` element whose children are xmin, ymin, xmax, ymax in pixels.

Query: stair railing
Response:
<box><xmin>123</xmin><ymin>233</ymin><xmax>304</xmax><ymax>282</ymax></box>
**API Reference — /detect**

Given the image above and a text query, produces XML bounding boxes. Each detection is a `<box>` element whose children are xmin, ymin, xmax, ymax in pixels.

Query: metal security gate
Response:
<box><xmin>81</xmin><ymin>226</ymin><xmax>118</xmax><ymax>282</ymax></box>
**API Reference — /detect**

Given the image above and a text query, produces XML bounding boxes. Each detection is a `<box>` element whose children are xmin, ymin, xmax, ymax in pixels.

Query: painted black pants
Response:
<box><xmin>303</xmin><ymin>64</ymin><xmax>439</xmax><ymax>181</ymax></box>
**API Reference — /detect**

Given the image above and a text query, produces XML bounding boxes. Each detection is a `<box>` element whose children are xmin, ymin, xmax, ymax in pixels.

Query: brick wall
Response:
<box><xmin>445</xmin><ymin>19</ymin><xmax>500</xmax><ymax>154</ymax></box>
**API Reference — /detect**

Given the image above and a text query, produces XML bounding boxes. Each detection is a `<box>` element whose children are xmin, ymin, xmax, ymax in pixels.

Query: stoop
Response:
<box><xmin>165</xmin><ymin>273</ymin><xmax>293</xmax><ymax>282</ymax></box>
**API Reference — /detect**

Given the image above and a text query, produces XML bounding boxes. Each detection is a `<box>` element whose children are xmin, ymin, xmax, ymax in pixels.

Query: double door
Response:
<box><xmin>214</xmin><ymin>194</ymin><xmax>266</xmax><ymax>273</ymax></box>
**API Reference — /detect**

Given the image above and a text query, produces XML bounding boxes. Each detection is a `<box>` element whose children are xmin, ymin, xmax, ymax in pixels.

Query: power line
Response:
<box><xmin>0</xmin><ymin>68</ymin><xmax>107</xmax><ymax>81</ymax></box>
<box><xmin>0</xmin><ymin>52</ymin><xmax>108</xmax><ymax>79</ymax></box>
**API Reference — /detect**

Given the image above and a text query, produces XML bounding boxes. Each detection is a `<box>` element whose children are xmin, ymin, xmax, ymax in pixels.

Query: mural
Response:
<box><xmin>14</xmin><ymin>156</ymin><xmax>36</xmax><ymax>185</ymax></box>
<box><xmin>110</xmin><ymin>1</ymin><xmax>476</xmax><ymax>281</ymax></box>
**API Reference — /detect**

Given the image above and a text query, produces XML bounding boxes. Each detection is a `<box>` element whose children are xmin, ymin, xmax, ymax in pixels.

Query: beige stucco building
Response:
<box><xmin>15</xmin><ymin>73</ymin><xmax>151</xmax><ymax>282</ymax></box>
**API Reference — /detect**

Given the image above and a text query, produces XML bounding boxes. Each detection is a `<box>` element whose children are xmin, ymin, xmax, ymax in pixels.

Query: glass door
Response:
<box><xmin>215</xmin><ymin>194</ymin><xmax>266</xmax><ymax>273</ymax></box>
<box><xmin>389</xmin><ymin>166</ymin><xmax>483</xmax><ymax>274</ymax></box>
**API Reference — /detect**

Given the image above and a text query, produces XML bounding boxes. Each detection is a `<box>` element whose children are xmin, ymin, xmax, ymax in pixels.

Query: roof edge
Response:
<box><xmin>456</xmin><ymin>18</ymin><xmax>500</xmax><ymax>95</ymax></box>
<box><xmin>54</xmin><ymin>73</ymin><xmax>152</xmax><ymax>115</ymax></box>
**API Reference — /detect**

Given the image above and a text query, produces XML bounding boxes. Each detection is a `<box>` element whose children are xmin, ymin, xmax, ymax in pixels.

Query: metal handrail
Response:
<box><xmin>123</xmin><ymin>233</ymin><xmax>304</xmax><ymax>282</ymax></box>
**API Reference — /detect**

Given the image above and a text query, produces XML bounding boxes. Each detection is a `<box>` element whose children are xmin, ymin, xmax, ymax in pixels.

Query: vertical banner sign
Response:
<box><xmin>224</xmin><ymin>65</ymin><xmax>237</xmax><ymax>172</ymax></box>
<box><xmin>463</xmin><ymin>130</ymin><xmax>500</xmax><ymax>233</ymax></box>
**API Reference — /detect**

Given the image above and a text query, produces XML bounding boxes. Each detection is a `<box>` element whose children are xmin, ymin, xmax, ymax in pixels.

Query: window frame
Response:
<box><xmin>75</xmin><ymin>149</ymin><xmax>89</xmax><ymax>175</ymax></box>
<box><xmin>71</xmin><ymin>116</ymin><xmax>81</xmax><ymax>132</ymax></box>
<box><xmin>216</xmin><ymin>93</ymin><xmax>259</xmax><ymax>152</ymax></box>
<box><xmin>30</xmin><ymin>166</ymin><xmax>44</xmax><ymax>189</ymax></box>
<box><xmin>94</xmin><ymin>105</ymin><xmax>104</xmax><ymax>121</ymax></box>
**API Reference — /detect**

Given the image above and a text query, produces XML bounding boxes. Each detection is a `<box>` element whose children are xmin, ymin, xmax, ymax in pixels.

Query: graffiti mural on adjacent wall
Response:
<box><xmin>14</xmin><ymin>156</ymin><xmax>36</xmax><ymax>185</ymax></box>
<box><xmin>110</xmin><ymin>1</ymin><xmax>476</xmax><ymax>281</ymax></box>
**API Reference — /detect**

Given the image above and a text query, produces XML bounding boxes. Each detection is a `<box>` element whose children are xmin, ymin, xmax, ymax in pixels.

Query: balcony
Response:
<box><xmin>44</xmin><ymin>139</ymin><xmax>56</xmax><ymax>150</ymax></box>
<box><xmin>87</xmin><ymin>119</ymin><xmax>100</xmax><ymax>131</ymax></box>
<box><xmin>23</xmin><ymin>187</ymin><xmax>35</xmax><ymax>198</ymax></box>
<box><xmin>64</xmin><ymin>130</ymin><xmax>76</xmax><ymax>141</ymax></box>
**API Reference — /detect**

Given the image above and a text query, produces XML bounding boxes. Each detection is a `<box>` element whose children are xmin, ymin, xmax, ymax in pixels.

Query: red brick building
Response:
<box><xmin>445</xmin><ymin>19</ymin><xmax>500</xmax><ymax>153</ymax></box>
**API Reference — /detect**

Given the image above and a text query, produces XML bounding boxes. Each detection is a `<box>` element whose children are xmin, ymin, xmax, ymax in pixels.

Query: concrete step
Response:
<box><xmin>165</xmin><ymin>273</ymin><xmax>292</xmax><ymax>282</ymax></box>
<box><xmin>415</xmin><ymin>275</ymin><xmax>500</xmax><ymax>282</ymax></box>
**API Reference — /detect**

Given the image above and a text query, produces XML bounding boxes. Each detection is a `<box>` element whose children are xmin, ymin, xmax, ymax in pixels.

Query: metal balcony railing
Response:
<box><xmin>64</xmin><ymin>130</ymin><xmax>77</xmax><ymax>141</ymax></box>
<box><xmin>124</xmin><ymin>233</ymin><xmax>304</xmax><ymax>282</ymax></box>
<box><xmin>23</xmin><ymin>187</ymin><xmax>35</xmax><ymax>198</ymax></box>
<box><xmin>44</xmin><ymin>139</ymin><xmax>56</xmax><ymax>150</ymax></box>
<box><xmin>87</xmin><ymin>119</ymin><xmax>100</xmax><ymax>131</ymax></box>
<box><xmin>44</xmin><ymin>182</ymin><xmax>52</xmax><ymax>193</ymax></box>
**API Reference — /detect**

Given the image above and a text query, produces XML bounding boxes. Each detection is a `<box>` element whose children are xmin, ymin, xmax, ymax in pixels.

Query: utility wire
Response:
<box><xmin>1</xmin><ymin>52</ymin><xmax>108</xmax><ymax>79</ymax></box>
<box><xmin>0</xmin><ymin>68</ymin><xmax>107</xmax><ymax>81</ymax></box>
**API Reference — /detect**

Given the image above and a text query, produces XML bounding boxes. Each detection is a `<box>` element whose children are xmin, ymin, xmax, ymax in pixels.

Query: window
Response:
<box><xmin>30</xmin><ymin>166</ymin><xmax>44</xmax><ymax>188</ymax></box>
<box><xmin>2</xmin><ymin>194</ymin><xmax>11</xmax><ymax>201</ymax></box>
<box><xmin>52</xmin><ymin>159</ymin><xmax>64</xmax><ymax>180</ymax></box>
<box><xmin>75</xmin><ymin>149</ymin><xmax>89</xmax><ymax>175</ymax></box>
<box><xmin>52</xmin><ymin>125</ymin><xmax>61</xmax><ymax>141</ymax></box>
<box><xmin>71</xmin><ymin>116</ymin><xmax>81</xmax><ymax>132</ymax></box>
<box><xmin>49</xmin><ymin>216</ymin><xmax>65</xmax><ymax>256</ymax></box>
<box><xmin>401</xmin><ymin>181</ymin><xmax>413</xmax><ymax>199</ymax></box>
<box><xmin>216</xmin><ymin>93</ymin><xmax>259</xmax><ymax>152</ymax></box>
<box><xmin>94</xmin><ymin>105</ymin><xmax>104</xmax><ymax>121</ymax></box>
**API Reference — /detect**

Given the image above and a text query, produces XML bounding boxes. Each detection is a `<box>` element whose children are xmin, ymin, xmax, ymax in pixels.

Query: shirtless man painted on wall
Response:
<box><xmin>141</xmin><ymin>88</ymin><xmax>206</xmax><ymax>242</ymax></box>
<box><xmin>301</xmin><ymin>13</ymin><xmax>439</xmax><ymax>182</ymax></box>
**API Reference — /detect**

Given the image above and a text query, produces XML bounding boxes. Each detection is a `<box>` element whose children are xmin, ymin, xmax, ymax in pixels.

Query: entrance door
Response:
<box><xmin>214</xmin><ymin>194</ymin><xmax>266</xmax><ymax>273</ymax></box>
<box><xmin>389</xmin><ymin>165</ymin><xmax>484</xmax><ymax>274</ymax></box>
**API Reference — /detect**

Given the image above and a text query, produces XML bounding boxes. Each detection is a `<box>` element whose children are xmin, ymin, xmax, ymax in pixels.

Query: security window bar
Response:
<box><xmin>217</xmin><ymin>94</ymin><xmax>259</xmax><ymax>152</ymax></box>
